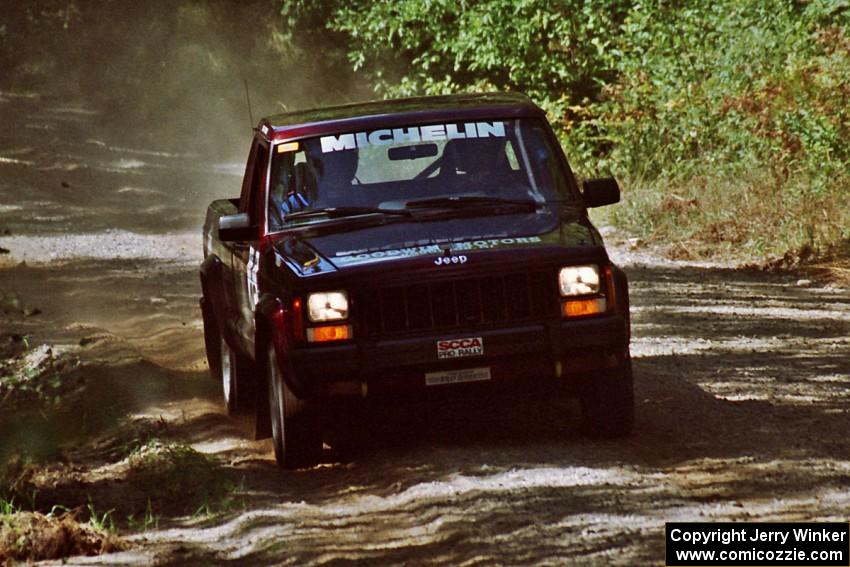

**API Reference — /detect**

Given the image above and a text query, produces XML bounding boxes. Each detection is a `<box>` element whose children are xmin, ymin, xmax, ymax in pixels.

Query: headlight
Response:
<box><xmin>559</xmin><ymin>265</ymin><xmax>600</xmax><ymax>296</ymax></box>
<box><xmin>306</xmin><ymin>291</ymin><xmax>349</xmax><ymax>322</ymax></box>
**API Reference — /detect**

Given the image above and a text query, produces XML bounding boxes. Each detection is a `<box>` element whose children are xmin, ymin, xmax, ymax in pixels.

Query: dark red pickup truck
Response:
<box><xmin>200</xmin><ymin>92</ymin><xmax>632</xmax><ymax>468</ymax></box>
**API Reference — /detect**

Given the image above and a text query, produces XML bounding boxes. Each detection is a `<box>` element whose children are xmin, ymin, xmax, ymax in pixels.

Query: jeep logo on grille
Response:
<box><xmin>434</xmin><ymin>255</ymin><xmax>467</xmax><ymax>266</ymax></box>
<box><xmin>437</xmin><ymin>337</ymin><xmax>484</xmax><ymax>360</ymax></box>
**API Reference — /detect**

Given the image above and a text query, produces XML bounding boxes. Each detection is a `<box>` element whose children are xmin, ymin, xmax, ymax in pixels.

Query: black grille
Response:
<box><xmin>355</xmin><ymin>271</ymin><xmax>557</xmax><ymax>337</ymax></box>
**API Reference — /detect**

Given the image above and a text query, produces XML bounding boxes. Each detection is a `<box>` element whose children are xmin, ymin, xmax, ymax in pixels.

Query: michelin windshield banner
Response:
<box><xmin>320</xmin><ymin>121</ymin><xmax>506</xmax><ymax>153</ymax></box>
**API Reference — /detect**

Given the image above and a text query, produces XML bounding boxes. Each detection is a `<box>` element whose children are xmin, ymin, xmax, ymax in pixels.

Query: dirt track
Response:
<box><xmin>2</xmin><ymin>94</ymin><xmax>850</xmax><ymax>565</ymax></box>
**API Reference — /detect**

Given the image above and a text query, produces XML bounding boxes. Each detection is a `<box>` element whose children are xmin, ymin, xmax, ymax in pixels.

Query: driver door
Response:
<box><xmin>230</xmin><ymin>139</ymin><xmax>269</xmax><ymax>356</ymax></box>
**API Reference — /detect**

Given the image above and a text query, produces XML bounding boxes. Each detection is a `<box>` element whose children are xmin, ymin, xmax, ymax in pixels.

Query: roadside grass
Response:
<box><xmin>607</xmin><ymin>168</ymin><xmax>850</xmax><ymax>264</ymax></box>
<box><xmin>0</xmin><ymin>291</ymin><xmax>41</xmax><ymax>318</ymax></box>
<box><xmin>0</xmin><ymin>333</ymin><xmax>27</xmax><ymax>360</ymax></box>
<box><xmin>2</xmin><ymin>435</ymin><xmax>243</xmax><ymax>523</ymax></box>
<box><xmin>0</xmin><ymin>497</ymin><xmax>124</xmax><ymax>564</ymax></box>
<box><xmin>0</xmin><ymin>325</ymin><xmax>242</xmax><ymax>554</ymax></box>
<box><xmin>800</xmin><ymin>239</ymin><xmax>850</xmax><ymax>287</ymax></box>
<box><xmin>0</xmin><ymin>435</ymin><xmax>245</xmax><ymax>562</ymax></box>
<box><xmin>0</xmin><ymin>334</ymin><xmax>82</xmax><ymax>412</ymax></box>
<box><xmin>125</xmin><ymin>440</ymin><xmax>236</xmax><ymax>518</ymax></box>
<box><xmin>78</xmin><ymin>415</ymin><xmax>172</xmax><ymax>463</ymax></box>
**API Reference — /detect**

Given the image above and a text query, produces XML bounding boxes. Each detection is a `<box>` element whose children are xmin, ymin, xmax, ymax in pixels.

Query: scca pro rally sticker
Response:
<box><xmin>320</xmin><ymin>121</ymin><xmax>506</xmax><ymax>153</ymax></box>
<box><xmin>437</xmin><ymin>337</ymin><xmax>484</xmax><ymax>360</ymax></box>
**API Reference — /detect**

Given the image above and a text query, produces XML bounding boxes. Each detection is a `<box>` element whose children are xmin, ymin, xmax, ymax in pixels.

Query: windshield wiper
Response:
<box><xmin>402</xmin><ymin>196</ymin><xmax>542</xmax><ymax>211</ymax></box>
<box><xmin>285</xmin><ymin>206</ymin><xmax>412</xmax><ymax>221</ymax></box>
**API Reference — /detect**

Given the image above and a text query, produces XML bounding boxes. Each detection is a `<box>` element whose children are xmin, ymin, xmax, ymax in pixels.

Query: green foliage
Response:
<box><xmin>144</xmin><ymin>499</ymin><xmax>159</xmax><ymax>530</ymax></box>
<box><xmin>0</xmin><ymin>341</ymin><xmax>80</xmax><ymax>412</ymax></box>
<box><xmin>85</xmin><ymin>502</ymin><xmax>116</xmax><ymax>534</ymax></box>
<box><xmin>594</xmin><ymin>0</ymin><xmax>850</xmax><ymax>256</ymax></box>
<box><xmin>592</xmin><ymin>0</ymin><xmax>849</xmax><ymax>176</ymax></box>
<box><xmin>0</xmin><ymin>498</ymin><xmax>17</xmax><ymax>518</ymax></box>
<box><xmin>281</xmin><ymin>0</ymin><xmax>628</xmax><ymax>118</ymax></box>
<box><xmin>281</xmin><ymin>0</ymin><xmax>850</xmax><ymax>258</ymax></box>
<box><xmin>123</xmin><ymin>499</ymin><xmax>160</xmax><ymax>532</ymax></box>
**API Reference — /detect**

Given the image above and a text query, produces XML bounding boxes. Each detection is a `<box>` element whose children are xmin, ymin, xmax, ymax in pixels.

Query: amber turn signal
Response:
<box><xmin>306</xmin><ymin>324</ymin><xmax>352</xmax><ymax>343</ymax></box>
<box><xmin>562</xmin><ymin>298</ymin><xmax>607</xmax><ymax>318</ymax></box>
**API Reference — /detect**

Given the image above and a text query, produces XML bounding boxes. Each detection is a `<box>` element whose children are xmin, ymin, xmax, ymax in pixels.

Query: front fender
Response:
<box><xmin>255</xmin><ymin>293</ymin><xmax>310</xmax><ymax>399</ymax></box>
<box><xmin>611</xmin><ymin>264</ymin><xmax>630</xmax><ymax>343</ymax></box>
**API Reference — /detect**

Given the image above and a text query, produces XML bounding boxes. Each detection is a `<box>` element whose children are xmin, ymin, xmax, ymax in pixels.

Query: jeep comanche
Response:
<box><xmin>200</xmin><ymin>92</ymin><xmax>632</xmax><ymax>469</ymax></box>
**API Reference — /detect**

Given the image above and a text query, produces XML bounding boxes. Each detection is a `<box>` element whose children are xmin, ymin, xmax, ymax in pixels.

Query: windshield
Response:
<box><xmin>267</xmin><ymin>118</ymin><xmax>575</xmax><ymax>232</ymax></box>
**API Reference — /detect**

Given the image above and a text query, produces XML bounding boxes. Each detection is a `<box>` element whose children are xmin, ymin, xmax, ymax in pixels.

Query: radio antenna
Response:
<box><xmin>243</xmin><ymin>79</ymin><xmax>255</xmax><ymax>130</ymax></box>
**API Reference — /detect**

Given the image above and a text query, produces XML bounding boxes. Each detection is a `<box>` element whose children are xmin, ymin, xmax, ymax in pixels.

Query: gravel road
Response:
<box><xmin>1</xmin><ymin>94</ymin><xmax>849</xmax><ymax>566</ymax></box>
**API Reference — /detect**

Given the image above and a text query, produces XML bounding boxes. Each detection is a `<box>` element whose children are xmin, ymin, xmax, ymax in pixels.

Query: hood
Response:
<box><xmin>272</xmin><ymin>206</ymin><xmax>602</xmax><ymax>275</ymax></box>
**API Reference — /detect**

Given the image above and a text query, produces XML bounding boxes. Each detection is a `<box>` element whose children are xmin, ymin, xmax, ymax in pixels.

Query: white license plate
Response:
<box><xmin>425</xmin><ymin>367</ymin><xmax>491</xmax><ymax>386</ymax></box>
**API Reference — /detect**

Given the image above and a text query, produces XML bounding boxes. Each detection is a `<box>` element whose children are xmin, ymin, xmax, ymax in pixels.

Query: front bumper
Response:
<box><xmin>286</xmin><ymin>314</ymin><xmax>629</xmax><ymax>400</ymax></box>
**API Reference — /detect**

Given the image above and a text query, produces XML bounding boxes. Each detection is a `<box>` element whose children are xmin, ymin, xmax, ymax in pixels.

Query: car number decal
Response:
<box><xmin>246</xmin><ymin>247</ymin><xmax>260</xmax><ymax>310</ymax></box>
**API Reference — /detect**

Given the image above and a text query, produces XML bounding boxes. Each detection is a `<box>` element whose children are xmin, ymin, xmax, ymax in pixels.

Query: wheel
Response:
<box><xmin>220</xmin><ymin>335</ymin><xmax>238</xmax><ymax>414</ymax></box>
<box><xmin>267</xmin><ymin>343</ymin><xmax>320</xmax><ymax>469</ymax></box>
<box><xmin>202</xmin><ymin>298</ymin><xmax>250</xmax><ymax>414</ymax></box>
<box><xmin>579</xmin><ymin>356</ymin><xmax>634</xmax><ymax>438</ymax></box>
<box><xmin>218</xmin><ymin>332</ymin><xmax>256</xmax><ymax>415</ymax></box>
<box><xmin>201</xmin><ymin>298</ymin><xmax>221</xmax><ymax>379</ymax></box>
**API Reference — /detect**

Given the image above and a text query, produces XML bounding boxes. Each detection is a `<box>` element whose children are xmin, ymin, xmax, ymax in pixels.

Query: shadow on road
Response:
<box><xmin>2</xmin><ymin>253</ymin><xmax>850</xmax><ymax>565</ymax></box>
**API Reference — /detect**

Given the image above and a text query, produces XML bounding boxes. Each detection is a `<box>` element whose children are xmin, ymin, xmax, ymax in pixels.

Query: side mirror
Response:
<box><xmin>582</xmin><ymin>178</ymin><xmax>620</xmax><ymax>208</ymax></box>
<box><xmin>218</xmin><ymin>213</ymin><xmax>259</xmax><ymax>242</ymax></box>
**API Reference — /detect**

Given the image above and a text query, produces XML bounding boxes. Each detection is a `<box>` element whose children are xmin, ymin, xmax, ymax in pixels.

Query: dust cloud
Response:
<box><xmin>0</xmin><ymin>1</ymin><xmax>372</xmax><ymax>237</ymax></box>
<box><xmin>1</xmin><ymin>0</ymin><xmax>368</xmax><ymax>159</ymax></box>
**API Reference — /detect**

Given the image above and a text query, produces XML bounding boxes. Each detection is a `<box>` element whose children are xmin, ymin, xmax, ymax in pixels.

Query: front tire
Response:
<box><xmin>267</xmin><ymin>343</ymin><xmax>320</xmax><ymax>469</ymax></box>
<box><xmin>579</xmin><ymin>356</ymin><xmax>634</xmax><ymax>438</ymax></box>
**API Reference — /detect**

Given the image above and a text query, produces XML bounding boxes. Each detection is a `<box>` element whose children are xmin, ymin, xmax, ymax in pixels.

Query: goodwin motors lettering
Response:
<box><xmin>333</xmin><ymin>236</ymin><xmax>545</xmax><ymax>267</ymax></box>
<box><xmin>320</xmin><ymin>121</ymin><xmax>506</xmax><ymax>153</ymax></box>
<box><xmin>437</xmin><ymin>337</ymin><xmax>484</xmax><ymax>360</ymax></box>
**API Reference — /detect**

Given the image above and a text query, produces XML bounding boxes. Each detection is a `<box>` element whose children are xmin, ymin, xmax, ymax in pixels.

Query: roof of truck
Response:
<box><xmin>258</xmin><ymin>92</ymin><xmax>544</xmax><ymax>142</ymax></box>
